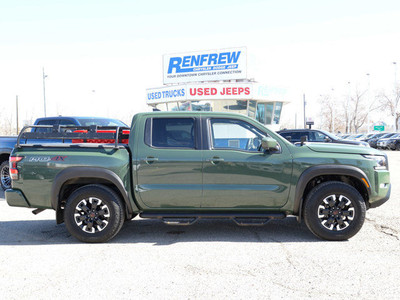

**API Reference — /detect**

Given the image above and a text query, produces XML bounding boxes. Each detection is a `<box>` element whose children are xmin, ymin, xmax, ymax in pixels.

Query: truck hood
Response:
<box><xmin>305</xmin><ymin>142</ymin><xmax>383</xmax><ymax>155</ymax></box>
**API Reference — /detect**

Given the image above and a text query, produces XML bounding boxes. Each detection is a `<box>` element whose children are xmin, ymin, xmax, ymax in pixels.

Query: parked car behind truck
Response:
<box><xmin>6</xmin><ymin>112</ymin><xmax>391</xmax><ymax>243</ymax></box>
<box><xmin>0</xmin><ymin>116</ymin><xmax>128</xmax><ymax>190</ymax></box>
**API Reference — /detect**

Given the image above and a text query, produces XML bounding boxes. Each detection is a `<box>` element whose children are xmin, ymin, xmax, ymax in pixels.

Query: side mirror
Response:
<box><xmin>261</xmin><ymin>137</ymin><xmax>279</xmax><ymax>151</ymax></box>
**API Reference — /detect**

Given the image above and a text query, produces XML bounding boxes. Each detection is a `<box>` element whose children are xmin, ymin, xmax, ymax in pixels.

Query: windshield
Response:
<box><xmin>318</xmin><ymin>130</ymin><xmax>340</xmax><ymax>140</ymax></box>
<box><xmin>76</xmin><ymin>118</ymin><xmax>128</xmax><ymax>127</ymax></box>
<box><xmin>380</xmin><ymin>133</ymin><xmax>395</xmax><ymax>139</ymax></box>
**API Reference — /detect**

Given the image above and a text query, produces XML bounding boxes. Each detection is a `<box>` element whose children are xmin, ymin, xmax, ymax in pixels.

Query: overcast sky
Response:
<box><xmin>1</xmin><ymin>0</ymin><xmax>400</xmax><ymax>126</ymax></box>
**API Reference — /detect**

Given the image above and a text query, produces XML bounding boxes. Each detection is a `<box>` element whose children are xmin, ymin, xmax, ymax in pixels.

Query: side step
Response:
<box><xmin>162</xmin><ymin>217</ymin><xmax>198</xmax><ymax>226</ymax></box>
<box><xmin>140</xmin><ymin>212</ymin><xmax>286</xmax><ymax>226</ymax></box>
<box><xmin>232</xmin><ymin>217</ymin><xmax>271</xmax><ymax>226</ymax></box>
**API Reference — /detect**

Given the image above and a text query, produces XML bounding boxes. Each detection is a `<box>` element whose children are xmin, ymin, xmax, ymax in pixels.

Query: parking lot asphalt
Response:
<box><xmin>0</xmin><ymin>151</ymin><xmax>399</xmax><ymax>299</ymax></box>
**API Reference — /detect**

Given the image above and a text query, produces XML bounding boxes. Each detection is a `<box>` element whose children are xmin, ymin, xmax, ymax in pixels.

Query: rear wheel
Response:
<box><xmin>304</xmin><ymin>181</ymin><xmax>366</xmax><ymax>241</ymax></box>
<box><xmin>396</xmin><ymin>143</ymin><xmax>400</xmax><ymax>151</ymax></box>
<box><xmin>0</xmin><ymin>160</ymin><xmax>11</xmax><ymax>190</ymax></box>
<box><xmin>64</xmin><ymin>184</ymin><xmax>125</xmax><ymax>243</ymax></box>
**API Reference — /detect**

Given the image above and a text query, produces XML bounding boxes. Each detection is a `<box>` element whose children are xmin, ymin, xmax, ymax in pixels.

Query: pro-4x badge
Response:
<box><xmin>51</xmin><ymin>156</ymin><xmax>67</xmax><ymax>161</ymax></box>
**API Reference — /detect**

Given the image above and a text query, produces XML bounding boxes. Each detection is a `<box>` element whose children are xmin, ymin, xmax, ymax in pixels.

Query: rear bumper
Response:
<box><xmin>5</xmin><ymin>189</ymin><xmax>30</xmax><ymax>208</ymax></box>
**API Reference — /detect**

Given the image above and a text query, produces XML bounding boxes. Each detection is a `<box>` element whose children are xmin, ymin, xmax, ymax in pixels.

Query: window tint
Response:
<box><xmin>148</xmin><ymin>118</ymin><xmax>195</xmax><ymax>148</ymax></box>
<box><xmin>280</xmin><ymin>131</ymin><xmax>308</xmax><ymax>142</ymax></box>
<box><xmin>76</xmin><ymin>118</ymin><xmax>127</xmax><ymax>127</ymax></box>
<box><xmin>311</xmin><ymin>131</ymin><xmax>327</xmax><ymax>142</ymax></box>
<box><xmin>210</xmin><ymin>119</ymin><xmax>266</xmax><ymax>151</ymax></box>
<box><xmin>59</xmin><ymin>120</ymin><xmax>77</xmax><ymax>126</ymax></box>
<box><xmin>35</xmin><ymin>119</ymin><xmax>58</xmax><ymax>133</ymax></box>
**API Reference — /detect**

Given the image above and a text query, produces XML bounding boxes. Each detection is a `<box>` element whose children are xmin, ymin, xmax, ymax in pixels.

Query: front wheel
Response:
<box><xmin>304</xmin><ymin>181</ymin><xmax>366</xmax><ymax>241</ymax></box>
<box><xmin>0</xmin><ymin>160</ymin><xmax>11</xmax><ymax>190</ymax></box>
<box><xmin>64</xmin><ymin>184</ymin><xmax>125</xmax><ymax>243</ymax></box>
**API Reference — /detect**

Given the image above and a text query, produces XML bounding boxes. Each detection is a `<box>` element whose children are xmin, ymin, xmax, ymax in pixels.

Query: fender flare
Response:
<box><xmin>51</xmin><ymin>167</ymin><xmax>137</xmax><ymax>215</ymax></box>
<box><xmin>293</xmin><ymin>165</ymin><xmax>371</xmax><ymax>215</ymax></box>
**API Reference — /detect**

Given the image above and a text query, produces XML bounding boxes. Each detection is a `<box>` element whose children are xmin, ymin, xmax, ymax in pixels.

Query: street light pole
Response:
<box><xmin>42</xmin><ymin>67</ymin><xmax>47</xmax><ymax>117</ymax></box>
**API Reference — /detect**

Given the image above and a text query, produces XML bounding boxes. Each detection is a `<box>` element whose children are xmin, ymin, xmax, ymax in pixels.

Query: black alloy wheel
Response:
<box><xmin>0</xmin><ymin>160</ymin><xmax>11</xmax><ymax>190</ymax></box>
<box><xmin>64</xmin><ymin>184</ymin><xmax>125</xmax><ymax>243</ymax></box>
<box><xmin>316</xmin><ymin>194</ymin><xmax>355</xmax><ymax>231</ymax></box>
<box><xmin>74</xmin><ymin>197</ymin><xmax>111</xmax><ymax>234</ymax></box>
<box><xmin>304</xmin><ymin>181</ymin><xmax>366</xmax><ymax>241</ymax></box>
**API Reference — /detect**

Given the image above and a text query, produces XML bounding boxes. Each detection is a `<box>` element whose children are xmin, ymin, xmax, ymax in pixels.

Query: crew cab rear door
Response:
<box><xmin>135</xmin><ymin>116</ymin><xmax>202</xmax><ymax>208</ymax></box>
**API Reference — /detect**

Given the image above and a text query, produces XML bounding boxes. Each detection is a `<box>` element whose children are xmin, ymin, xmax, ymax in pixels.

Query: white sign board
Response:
<box><xmin>186</xmin><ymin>83</ymin><xmax>252</xmax><ymax>100</ymax></box>
<box><xmin>163</xmin><ymin>47</ymin><xmax>247</xmax><ymax>84</ymax></box>
<box><xmin>146</xmin><ymin>83</ymin><xmax>253</xmax><ymax>104</ymax></box>
<box><xmin>147</xmin><ymin>86</ymin><xmax>187</xmax><ymax>104</ymax></box>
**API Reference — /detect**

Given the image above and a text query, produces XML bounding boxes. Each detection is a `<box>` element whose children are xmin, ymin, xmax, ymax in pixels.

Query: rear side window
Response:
<box><xmin>145</xmin><ymin>118</ymin><xmax>196</xmax><ymax>149</ymax></box>
<box><xmin>35</xmin><ymin>119</ymin><xmax>58</xmax><ymax>133</ymax></box>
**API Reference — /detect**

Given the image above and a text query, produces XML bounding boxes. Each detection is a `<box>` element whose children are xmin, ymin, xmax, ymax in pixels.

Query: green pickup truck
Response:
<box><xmin>6</xmin><ymin>112</ymin><xmax>391</xmax><ymax>242</ymax></box>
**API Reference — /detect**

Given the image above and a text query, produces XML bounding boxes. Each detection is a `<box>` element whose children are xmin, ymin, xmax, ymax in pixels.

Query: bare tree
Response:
<box><xmin>320</xmin><ymin>94</ymin><xmax>336</xmax><ymax>132</ymax></box>
<box><xmin>350</xmin><ymin>89</ymin><xmax>368</xmax><ymax>133</ymax></box>
<box><xmin>378</xmin><ymin>86</ymin><xmax>400</xmax><ymax>131</ymax></box>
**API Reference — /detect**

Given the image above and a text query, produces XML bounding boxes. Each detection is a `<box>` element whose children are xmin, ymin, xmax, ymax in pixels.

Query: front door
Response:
<box><xmin>136</xmin><ymin>117</ymin><xmax>202</xmax><ymax>209</ymax></box>
<box><xmin>202</xmin><ymin>118</ymin><xmax>292</xmax><ymax>209</ymax></box>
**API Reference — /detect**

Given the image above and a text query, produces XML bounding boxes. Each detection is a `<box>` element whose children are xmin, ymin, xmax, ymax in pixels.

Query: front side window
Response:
<box><xmin>146</xmin><ymin>118</ymin><xmax>195</xmax><ymax>148</ymax></box>
<box><xmin>210</xmin><ymin>119</ymin><xmax>266</xmax><ymax>152</ymax></box>
<box><xmin>311</xmin><ymin>131</ymin><xmax>328</xmax><ymax>142</ymax></box>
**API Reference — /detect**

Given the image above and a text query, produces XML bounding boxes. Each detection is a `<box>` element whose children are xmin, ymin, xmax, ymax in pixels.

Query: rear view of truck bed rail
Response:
<box><xmin>16</xmin><ymin>125</ymin><xmax>130</xmax><ymax>148</ymax></box>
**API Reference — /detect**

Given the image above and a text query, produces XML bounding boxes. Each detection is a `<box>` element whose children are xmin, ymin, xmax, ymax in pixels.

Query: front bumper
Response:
<box><xmin>370</xmin><ymin>184</ymin><xmax>391</xmax><ymax>208</ymax></box>
<box><xmin>5</xmin><ymin>189</ymin><xmax>31</xmax><ymax>208</ymax></box>
<box><xmin>368</xmin><ymin>170</ymin><xmax>391</xmax><ymax>208</ymax></box>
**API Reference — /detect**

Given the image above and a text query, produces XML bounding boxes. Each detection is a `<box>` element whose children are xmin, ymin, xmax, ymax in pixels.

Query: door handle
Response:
<box><xmin>208</xmin><ymin>156</ymin><xmax>224</xmax><ymax>165</ymax></box>
<box><xmin>144</xmin><ymin>156</ymin><xmax>158</xmax><ymax>164</ymax></box>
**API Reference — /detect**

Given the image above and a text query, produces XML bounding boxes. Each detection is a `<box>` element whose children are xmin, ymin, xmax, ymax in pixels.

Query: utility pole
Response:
<box><xmin>16</xmin><ymin>95</ymin><xmax>19</xmax><ymax>134</ymax></box>
<box><xmin>331</xmin><ymin>88</ymin><xmax>335</xmax><ymax>133</ymax></box>
<box><xmin>42</xmin><ymin>67</ymin><xmax>47</xmax><ymax>117</ymax></box>
<box><xmin>303</xmin><ymin>94</ymin><xmax>306</xmax><ymax>129</ymax></box>
<box><xmin>366</xmin><ymin>73</ymin><xmax>371</xmax><ymax>132</ymax></box>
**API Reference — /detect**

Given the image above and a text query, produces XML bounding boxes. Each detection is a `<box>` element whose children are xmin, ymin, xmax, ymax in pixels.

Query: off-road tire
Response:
<box><xmin>0</xmin><ymin>160</ymin><xmax>11</xmax><ymax>190</ymax></box>
<box><xmin>304</xmin><ymin>181</ymin><xmax>366</xmax><ymax>241</ymax></box>
<box><xmin>64</xmin><ymin>184</ymin><xmax>125</xmax><ymax>243</ymax></box>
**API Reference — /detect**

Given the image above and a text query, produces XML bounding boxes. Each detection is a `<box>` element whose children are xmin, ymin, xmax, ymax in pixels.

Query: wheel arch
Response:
<box><xmin>0</xmin><ymin>152</ymin><xmax>10</xmax><ymax>163</ymax></box>
<box><xmin>293</xmin><ymin>165</ymin><xmax>371</xmax><ymax>217</ymax></box>
<box><xmin>51</xmin><ymin>167</ymin><xmax>138</xmax><ymax>224</ymax></box>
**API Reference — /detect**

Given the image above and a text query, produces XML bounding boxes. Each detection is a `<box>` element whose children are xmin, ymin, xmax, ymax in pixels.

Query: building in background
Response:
<box><xmin>146</xmin><ymin>47</ymin><xmax>288</xmax><ymax>130</ymax></box>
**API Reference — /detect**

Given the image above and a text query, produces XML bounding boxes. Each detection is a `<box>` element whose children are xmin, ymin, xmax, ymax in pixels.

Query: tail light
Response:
<box><xmin>9</xmin><ymin>156</ymin><xmax>24</xmax><ymax>180</ymax></box>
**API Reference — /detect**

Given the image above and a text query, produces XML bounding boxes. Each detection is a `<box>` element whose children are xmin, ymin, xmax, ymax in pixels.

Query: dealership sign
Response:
<box><xmin>163</xmin><ymin>47</ymin><xmax>247</xmax><ymax>84</ymax></box>
<box><xmin>147</xmin><ymin>83</ymin><xmax>252</xmax><ymax>104</ymax></box>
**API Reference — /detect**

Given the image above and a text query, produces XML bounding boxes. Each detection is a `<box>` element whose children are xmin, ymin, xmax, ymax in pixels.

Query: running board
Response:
<box><xmin>162</xmin><ymin>217</ymin><xmax>198</xmax><ymax>226</ymax></box>
<box><xmin>232</xmin><ymin>217</ymin><xmax>271</xmax><ymax>226</ymax></box>
<box><xmin>140</xmin><ymin>212</ymin><xmax>286</xmax><ymax>226</ymax></box>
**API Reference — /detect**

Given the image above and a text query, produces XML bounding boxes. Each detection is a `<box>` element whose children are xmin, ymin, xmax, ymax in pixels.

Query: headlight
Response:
<box><xmin>363</xmin><ymin>155</ymin><xmax>388</xmax><ymax>170</ymax></box>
